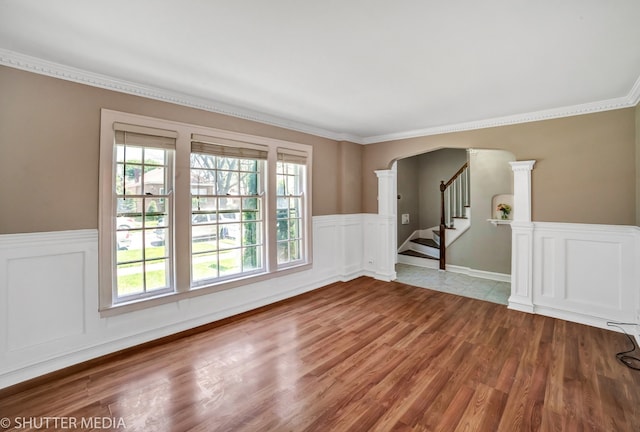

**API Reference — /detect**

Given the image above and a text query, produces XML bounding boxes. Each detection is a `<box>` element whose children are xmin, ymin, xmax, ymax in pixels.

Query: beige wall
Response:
<box><xmin>396</xmin><ymin>157</ymin><xmax>420</xmax><ymax>244</ymax></box>
<box><xmin>447</xmin><ymin>150</ymin><xmax>514</xmax><ymax>274</ymax></box>
<box><xmin>363</xmin><ymin>109</ymin><xmax>636</xmax><ymax>225</ymax></box>
<box><xmin>337</xmin><ymin>141</ymin><xmax>363</xmax><ymax>214</ymax></box>
<box><xmin>0</xmin><ymin>66</ymin><xmax>362</xmax><ymax>234</ymax></box>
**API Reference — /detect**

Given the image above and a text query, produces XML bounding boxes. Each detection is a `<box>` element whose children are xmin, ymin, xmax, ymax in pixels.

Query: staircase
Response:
<box><xmin>398</xmin><ymin>162</ymin><xmax>471</xmax><ymax>269</ymax></box>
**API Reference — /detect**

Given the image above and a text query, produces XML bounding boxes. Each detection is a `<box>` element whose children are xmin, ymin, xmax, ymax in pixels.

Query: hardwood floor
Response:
<box><xmin>1</xmin><ymin>277</ymin><xmax>640</xmax><ymax>431</ymax></box>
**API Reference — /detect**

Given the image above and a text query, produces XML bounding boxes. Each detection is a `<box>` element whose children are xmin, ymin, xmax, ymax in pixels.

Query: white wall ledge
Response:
<box><xmin>487</xmin><ymin>219</ymin><xmax>512</xmax><ymax>226</ymax></box>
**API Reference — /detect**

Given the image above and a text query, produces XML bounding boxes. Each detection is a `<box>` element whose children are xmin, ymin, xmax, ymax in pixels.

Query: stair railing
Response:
<box><xmin>439</xmin><ymin>162</ymin><xmax>470</xmax><ymax>270</ymax></box>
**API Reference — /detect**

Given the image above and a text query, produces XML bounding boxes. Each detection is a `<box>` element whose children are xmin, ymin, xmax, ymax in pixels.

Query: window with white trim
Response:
<box><xmin>190</xmin><ymin>135</ymin><xmax>267</xmax><ymax>285</ymax></box>
<box><xmin>99</xmin><ymin>110</ymin><xmax>312</xmax><ymax>314</ymax></box>
<box><xmin>113</xmin><ymin>124</ymin><xmax>175</xmax><ymax>303</ymax></box>
<box><xmin>277</xmin><ymin>149</ymin><xmax>307</xmax><ymax>266</ymax></box>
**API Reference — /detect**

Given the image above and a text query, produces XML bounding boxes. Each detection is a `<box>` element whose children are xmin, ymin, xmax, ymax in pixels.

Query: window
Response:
<box><xmin>113</xmin><ymin>124</ymin><xmax>175</xmax><ymax>303</ymax></box>
<box><xmin>99</xmin><ymin>110</ymin><xmax>312</xmax><ymax>314</ymax></box>
<box><xmin>190</xmin><ymin>135</ymin><xmax>267</xmax><ymax>285</ymax></box>
<box><xmin>277</xmin><ymin>149</ymin><xmax>307</xmax><ymax>266</ymax></box>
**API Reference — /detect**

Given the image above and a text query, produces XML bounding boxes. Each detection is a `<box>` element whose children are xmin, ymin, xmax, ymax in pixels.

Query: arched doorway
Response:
<box><xmin>375</xmin><ymin>155</ymin><xmax>536</xmax><ymax>310</ymax></box>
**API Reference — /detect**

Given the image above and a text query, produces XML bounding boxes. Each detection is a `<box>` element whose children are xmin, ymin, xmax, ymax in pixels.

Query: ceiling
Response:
<box><xmin>1</xmin><ymin>0</ymin><xmax>639</xmax><ymax>144</ymax></box>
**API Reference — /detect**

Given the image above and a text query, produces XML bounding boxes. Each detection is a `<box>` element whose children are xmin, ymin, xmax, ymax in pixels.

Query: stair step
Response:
<box><xmin>411</xmin><ymin>238</ymin><xmax>439</xmax><ymax>248</ymax></box>
<box><xmin>432</xmin><ymin>227</ymin><xmax>455</xmax><ymax>237</ymax></box>
<box><xmin>399</xmin><ymin>250</ymin><xmax>438</xmax><ymax>260</ymax></box>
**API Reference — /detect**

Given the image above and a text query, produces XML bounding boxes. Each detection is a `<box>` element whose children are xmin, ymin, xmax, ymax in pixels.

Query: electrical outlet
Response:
<box><xmin>401</xmin><ymin>214</ymin><xmax>410</xmax><ymax>225</ymax></box>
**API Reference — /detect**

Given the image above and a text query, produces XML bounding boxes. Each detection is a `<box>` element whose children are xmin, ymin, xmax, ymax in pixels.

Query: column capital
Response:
<box><xmin>509</xmin><ymin>160</ymin><xmax>536</xmax><ymax>172</ymax></box>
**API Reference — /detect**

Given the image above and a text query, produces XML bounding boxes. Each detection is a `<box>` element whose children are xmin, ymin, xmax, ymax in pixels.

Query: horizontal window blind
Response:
<box><xmin>191</xmin><ymin>134</ymin><xmax>268</xmax><ymax>160</ymax></box>
<box><xmin>277</xmin><ymin>147</ymin><xmax>308</xmax><ymax>165</ymax></box>
<box><xmin>114</xmin><ymin>122</ymin><xmax>177</xmax><ymax>150</ymax></box>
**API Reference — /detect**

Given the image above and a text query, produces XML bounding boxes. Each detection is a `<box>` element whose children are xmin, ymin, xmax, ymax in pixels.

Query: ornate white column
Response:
<box><xmin>371</xmin><ymin>168</ymin><xmax>397</xmax><ymax>281</ymax></box>
<box><xmin>508</xmin><ymin>160</ymin><xmax>536</xmax><ymax>312</ymax></box>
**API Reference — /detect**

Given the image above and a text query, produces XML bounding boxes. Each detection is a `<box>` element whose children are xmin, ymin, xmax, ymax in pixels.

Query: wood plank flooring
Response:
<box><xmin>1</xmin><ymin>277</ymin><xmax>640</xmax><ymax>431</ymax></box>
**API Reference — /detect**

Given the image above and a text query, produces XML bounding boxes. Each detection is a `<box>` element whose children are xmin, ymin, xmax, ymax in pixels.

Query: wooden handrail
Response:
<box><xmin>442</xmin><ymin>162</ymin><xmax>468</xmax><ymax>189</ymax></box>
<box><xmin>439</xmin><ymin>162</ymin><xmax>469</xmax><ymax>270</ymax></box>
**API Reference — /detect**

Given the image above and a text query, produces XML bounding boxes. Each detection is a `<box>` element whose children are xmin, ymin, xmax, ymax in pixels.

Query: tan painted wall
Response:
<box><xmin>396</xmin><ymin>157</ymin><xmax>420</xmax><ymax>245</ymax></box>
<box><xmin>337</xmin><ymin>141</ymin><xmax>363</xmax><ymax>214</ymax></box>
<box><xmin>0</xmin><ymin>66</ymin><xmax>361</xmax><ymax>234</ymax></box>
<box><xmin>447</xmin><ymin>150</ymin><xmax>515</xmax><ymax>274</ymax></box>
<box><xmin>363</xmin><ymin>109</ymin><xmax>636</xmax><ymax>225</ymax></box>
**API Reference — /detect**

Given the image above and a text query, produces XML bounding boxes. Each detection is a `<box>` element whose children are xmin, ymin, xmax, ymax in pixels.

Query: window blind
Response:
<box><xmin>277</xmin><ymin>147</ymin><xmax>308</xmax><ymax>165</ymax></box>
<box><xmin>191</xmin><ymin>134</ymin><xmax>268</xmax><ymax>160</ymax></box>
<box><xmin>114</xmin><ymin>122</ymin><xmax>177</xmax><ymax>150</ymax></box>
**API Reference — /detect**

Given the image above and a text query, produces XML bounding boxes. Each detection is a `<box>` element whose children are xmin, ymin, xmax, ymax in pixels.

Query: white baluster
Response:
<box><xmin>464</xmin><ymin>168</ymin><xmax>470</xmax><ymax>206</ymax></box>
<box><xmin>456</xmin><ymin>177</ymin><xmax>462</xmax><ymax>217</ymax></box>
<box><xmin>445</xmin><ymin>188</ymin><xmax>451</xmax><ymax>227</ymax></box>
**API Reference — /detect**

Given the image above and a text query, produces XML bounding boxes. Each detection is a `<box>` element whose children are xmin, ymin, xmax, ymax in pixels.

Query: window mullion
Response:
<box><xmin>266</xmin><ymin>152</ymin><xmax>278</xmax><ymax>273</ymax></box>
<box><xmin>173</xmin><ymin>133</ymin><xmax>191</xmax><ymax>294</ymax></box>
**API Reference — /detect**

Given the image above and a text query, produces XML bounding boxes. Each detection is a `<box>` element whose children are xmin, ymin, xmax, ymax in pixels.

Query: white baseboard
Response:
<box><xmin>533</xmin><ymin>306</ymin><xmax>640</xmax><ymax>342</ymax></box>
<box><xmin>507</xmin><ymin>298</ymin><xmax>535</xmax><ymax>314</ymax></box>
<box><xmin>397</xmin><ymin>256</ymin><xmax>511</xmax><ymax>283</ymax></box>
<box><xmin>445</xmin><ymin>264</ymin><xmax>511</xmax><ymax>283</ymax></box>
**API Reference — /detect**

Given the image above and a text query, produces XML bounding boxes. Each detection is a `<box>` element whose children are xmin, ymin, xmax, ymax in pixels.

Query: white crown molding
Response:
<box><xmin>1</xmin><ymin>48</ymin><xmax>638</xmax><ymax>146</ymax></box>
<box><xmin>628</xmin><ymin>74</ymin><xmax>640</xmax><ymax>106</ymax></box>
<box><xmin>361</xmin><ymin>83</ymin><xmax>640</xmax><ymax>144</ymax></box>
<box><xmin>0</xmin><ymin>49</ymin><xmax>362</xmax><ymax>144</ymax></box>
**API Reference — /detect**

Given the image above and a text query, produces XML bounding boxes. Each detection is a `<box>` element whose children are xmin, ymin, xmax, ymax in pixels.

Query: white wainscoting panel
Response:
<box><xmin>0</xmin><ymin>215</ymin><xmax>387</xmax><ymax>389</ymax></box>
<box><xmin>508</xmin><ymin>222</ymin><xmax>535</xmax><ymax>313</ymax></box>
<box><xmin>337</xmin><ymin>214</ymin><xmax>365</xmax><ymax>279</ymax></box>
<box><xmin>530</xmin><ymin>223</ymin><xmax>639</xmax><ymax>330</ymax></box>
<box><xmin>565</xmin><ymin>239</ymin><xmax>621</xmax><ymax>308</ymax></box>
<box><xmin>7</xmin><ymin>252</ymin><xmax>86</xmax><ymax>351</ymax></box>
<box><xmin>539</xmin><ymin>237</ymin><xmax>556</xmax><ymax>298</ymax></box>
<box><xmin>362</xmin><ymin>214</ymin><xmax>396</xmax><ymax>281</ymax></box>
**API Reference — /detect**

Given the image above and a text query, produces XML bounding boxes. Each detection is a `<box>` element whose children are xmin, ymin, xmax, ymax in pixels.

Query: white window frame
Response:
<box><xmin>99</xmin><ymin>109</ymin><xmax>312</xmax><ymax>316</ymax></box>
<box><xmin>276</xmin><ymin>149</ymin><xmax>308</xmax><ymax>268</ymax></box>
<box><xmin>189</xmin><ymin>145</ymin><xmax>267</xmax><ymax>286</ymax></box>
<box><xmin>113</xmin><ymin>134</ymin><xmax>175</xmax><ymax>303</ymax></box>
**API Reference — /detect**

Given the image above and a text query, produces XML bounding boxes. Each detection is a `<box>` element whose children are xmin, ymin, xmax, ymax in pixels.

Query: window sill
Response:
<box><xmin>100</xmin><ymin>262</ymin><xmax>313</xmax><ymax>317</ymax></box>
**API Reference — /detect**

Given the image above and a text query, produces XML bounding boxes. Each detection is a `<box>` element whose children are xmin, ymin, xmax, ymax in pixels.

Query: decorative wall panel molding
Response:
<box><xmin>530</xmin><ymin>222</ymin><xmax>640</xmax><ymax>331</ymax></box>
